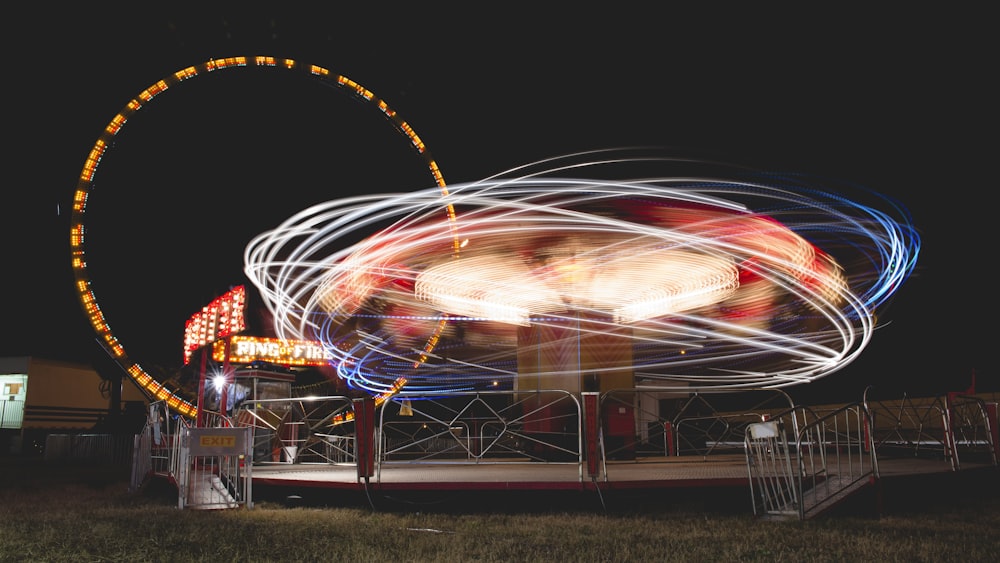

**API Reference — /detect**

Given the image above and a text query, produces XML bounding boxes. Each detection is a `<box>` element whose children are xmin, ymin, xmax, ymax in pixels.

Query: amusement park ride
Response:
<box><xmin>66</xmin><ymin>56</ymin><xmax>996</xmax><ymax>518</ymax></box>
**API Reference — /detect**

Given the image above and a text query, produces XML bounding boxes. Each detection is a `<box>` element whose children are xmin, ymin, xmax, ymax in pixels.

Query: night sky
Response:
<box><xmin>3</xmin><ymin>7</ymin><xmax>994</xmax><ymax>404</ymax></box>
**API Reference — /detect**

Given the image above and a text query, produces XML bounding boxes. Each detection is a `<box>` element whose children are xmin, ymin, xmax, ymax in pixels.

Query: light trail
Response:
<box><xmin>244</xmin><ymin>149</ymin><xmax>920</xmax><ymax>395</ymax></box>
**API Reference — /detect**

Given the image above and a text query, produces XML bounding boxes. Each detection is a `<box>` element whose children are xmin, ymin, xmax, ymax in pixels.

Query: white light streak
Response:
<box><xmin>244</xmin><ymin>149</ymin><xmax>919</xmax><ymax>394</ymax></box>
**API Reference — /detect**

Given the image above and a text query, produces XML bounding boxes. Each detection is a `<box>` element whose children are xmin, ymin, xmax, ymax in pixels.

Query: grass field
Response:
<box><xmin>1</xmin><ymin>455</ymin><xmax>998</xmax><ymax>562</ymax></box>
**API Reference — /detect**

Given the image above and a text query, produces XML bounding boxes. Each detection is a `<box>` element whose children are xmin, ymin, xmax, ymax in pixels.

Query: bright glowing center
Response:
<box><xmin>414</xmin><ymin>246</ymin><xmax>739</xmax><ymax>325</ymax></box>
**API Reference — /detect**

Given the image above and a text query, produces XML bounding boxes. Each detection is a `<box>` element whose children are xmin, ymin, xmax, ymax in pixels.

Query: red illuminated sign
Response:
<box><xmin>183</xmin><ymin>286</ymin><xmax>247</xmax><ymax>364</ymax></box>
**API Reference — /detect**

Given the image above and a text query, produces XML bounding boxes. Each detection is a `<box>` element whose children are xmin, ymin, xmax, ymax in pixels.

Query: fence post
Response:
<box><xmin>582</xmin><ymin>392</ymin><xmax>600</xmax><ymax>478</ymax></box>
<box><xmin>664</xmin><ymin>421</ymin><xmax>674</xmax><ymax>456</ymax></box>
<box><xmin>353</xmin><ymin>397</ymin><xmax>376</xmax><ymax>479</ymax></box>
<box><xmin>944</xmin><ymin>392</ymin><xmax>958</xmax><ymax>470</ymax></box>
<box><xmin>864</xmin><ymin>410</ymin><xmax>872</xmax><ymax>453</ymax></box>
<box><xmin>987</xmin><ymin>402</ymin><xmax>999</xmax><ymax>465</ymax></box>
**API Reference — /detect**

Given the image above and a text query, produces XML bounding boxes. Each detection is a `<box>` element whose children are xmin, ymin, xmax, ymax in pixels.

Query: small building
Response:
<box><xmin>0</xmin><ymin>356</ymin><xmax>150</xmax><ymax>455</ymax></box>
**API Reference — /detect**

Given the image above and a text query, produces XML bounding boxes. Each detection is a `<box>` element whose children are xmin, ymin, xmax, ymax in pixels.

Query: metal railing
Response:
<box><xmin>864</xmin><ymin>390</ymin><xmax>999</xmax><ymax>470</ymax></box>
<box><xmin>233</xmin><ymin>395</ymin><xmax>356</xmax><ymax>465</ymax></box>
<box><xmin>44</xmin><ymin>433</ymin><xmax>134</xmax><ymax>465</ymax></box>
<box><xmin>600</xmin><ymin>388</ymin><xmax>799</xmax><ymax>458</ymax></box>
<box><xmin>796</xmin><ymin>403</ymin><xmax>877</xmax><ymax>519</ymax></box>
<box><xmin>746</xmin><ymin>389</ymin><xmax>999</xmax><ymax>520</ymax></box>
<box><xmin>378</xmin><ymin>390</ymin><xmax>582</xmax><ymax>466</ymax></box>
<box><xmin>744</xmin><ymin>419</ymin><xmax>798</xmax><ymax>518</ymax></box>
<box><xmin>174</xmin><ymin>424</ymin><xmax>253</xmax><ymax>510</ymax></box>
<box><xmin>130</xmin><ymin>401</ymin><xmax>181</xmax><ymax>492</ymax></box>
<box><xmin>131</xmin><ymin>401</ymin><xmax>253</xmax><ymax>509</ymax></box>
<box><xmin>746</xmin><ymin>401</ymin><xmax>876</xmax><ymax>520</ymax></box>
<box><xmin>134</xmin><ymin>388</ymin><xmax>826</xmax><ymax>495</ymax></box>
<box><xmin>129</xmin><ymin>388</ymin><xmax>997</xmax><ymax>516</ymax></box>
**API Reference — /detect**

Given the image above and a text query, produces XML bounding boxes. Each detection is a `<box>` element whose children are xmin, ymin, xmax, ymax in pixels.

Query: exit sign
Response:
<box><xmin>187</xmin><ymin>428</ymin><xmax>248</xmax><ymax>456</ymax></box>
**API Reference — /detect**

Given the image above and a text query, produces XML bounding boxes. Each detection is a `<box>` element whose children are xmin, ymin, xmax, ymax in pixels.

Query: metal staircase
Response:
<box><xmin>746</xmin><ymin>391</ymin><xmax>999</xmax><ymax>520</ymax></box>
<box><xmin>745</xmin><ymin>402</ymin><xmax>876</xmax><ymax>520</ymax></box>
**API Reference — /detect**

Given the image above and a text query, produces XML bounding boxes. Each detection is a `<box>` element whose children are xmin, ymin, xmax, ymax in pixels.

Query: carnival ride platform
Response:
<box><xmin>245</xmin><ymin>454</ymin><xmax>999</xmax><ymax>516</ymax></box>
<box><xmin>138</xmin><ymin>389</ymin><xmax>999</xmax><ymax>517</ymax></box>
<box><xmin>251</xmin><ymin>455</ymin><xmax>753</xmax><ymax>493</ymax></box>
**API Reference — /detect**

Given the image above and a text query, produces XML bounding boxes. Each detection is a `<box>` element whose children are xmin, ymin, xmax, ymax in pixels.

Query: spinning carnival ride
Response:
<box><xmin>244</xmin><ymin>155</ymin><xmax>920</xmax><ymax>402</ymax></box>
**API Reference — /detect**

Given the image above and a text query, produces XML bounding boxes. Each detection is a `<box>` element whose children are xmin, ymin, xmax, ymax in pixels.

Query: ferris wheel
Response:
<box><xmin>69</xmin><ymin>56</ymin><xmax>450</xmax><ymax>418</ymax></box>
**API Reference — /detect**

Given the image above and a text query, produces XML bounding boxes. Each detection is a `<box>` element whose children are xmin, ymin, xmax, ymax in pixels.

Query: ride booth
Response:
<box><xmin>227</xmin><ymin>366</ymin><xmax>296</xmax><ymax>463</ymax></box>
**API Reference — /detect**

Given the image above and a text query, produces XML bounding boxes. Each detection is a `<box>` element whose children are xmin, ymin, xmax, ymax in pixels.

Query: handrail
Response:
<box><xmin>862</xmin><ymin>388</ymin><xmax>998</xmax><ymax>471</ymax></box>
<box><xmin>673</xmin><ymin>390</ymin><xmax>801</xmax><ymax>457</ymax></box>
<box><xmin>793</xmin><ymin>401</ymin><xmax>877</xmax><ymax>520</ymax></box>
<box><xmin>745</xmin><ymin>400</ymin><xmax>876</xmax><ymax>520</ymax></box>
<box><xmin>947</xmin><ymin>393</ymin><xmax>999</xmax><ymax>468</ymax></box>
<box><xmin>376</xmin><ymin>390</ymin><xmax>584</xmax><ymax>482</ymax></box>
<box><xmin>674</xmin><ymin>412</ymin><xmax>768</xmax><ymax>457</ymax></box>
<box><xmin>232</xmin><ymin>395</ymin><xmax>355</xmax><ymax>464</ymax></box>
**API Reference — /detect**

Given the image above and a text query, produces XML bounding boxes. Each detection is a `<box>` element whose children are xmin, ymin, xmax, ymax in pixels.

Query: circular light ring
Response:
<box><xmin>245</xmin><ymin>151</ymin><xmax>919</xmax><ymax>394</ymax></box>
<box><xmin>70</xmin><ymin>56</ymin><xmax>448</xmax><ymax>417</ymax></box>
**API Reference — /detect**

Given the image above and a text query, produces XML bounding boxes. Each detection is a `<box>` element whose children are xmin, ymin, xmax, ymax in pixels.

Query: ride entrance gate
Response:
<box><xmin>176</xmin><ymin>426</ymin><xmax>253</xmax><ymax>510</ymax></box>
